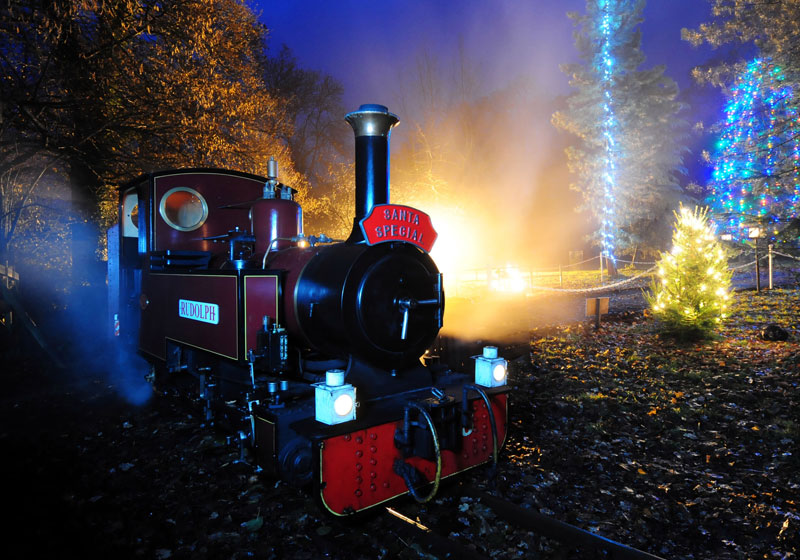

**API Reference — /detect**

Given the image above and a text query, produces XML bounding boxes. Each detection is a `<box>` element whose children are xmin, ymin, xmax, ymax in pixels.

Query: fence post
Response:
<box><xmin>754</xmin><ymin>238</ymin><xmax>761</xmax><ymax>293</ymax></box>
<box><xmin>768</xmin><ymin>243</ymin><xmax>773</xmax><ymax>290</ymax></box>
<box><xmin>599</xmin><ymin>253</ymin><xmax>604</xmax><ymax>284</ymax></box>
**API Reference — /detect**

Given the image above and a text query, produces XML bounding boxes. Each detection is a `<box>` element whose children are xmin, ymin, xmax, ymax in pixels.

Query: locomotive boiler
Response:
<box><xmin>109</xmin><ymin>104</ymin><xmax>509</xmax><ymax>515</ymax></box>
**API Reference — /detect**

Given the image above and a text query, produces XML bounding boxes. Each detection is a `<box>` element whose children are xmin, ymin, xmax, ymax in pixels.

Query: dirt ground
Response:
<box><xmin>2</xmin><ymin>286</ymin><xmax>797</xmax><ymax>559</ymax></box>
<box><xmin>2</xmin><ymin>355</ymin><xmax>353</xmax><ymax>559</ymax></box>
<box><xmin>0</xmin><ymin>289</ymin><xmax>621</xmax><ymax>559</ymax></box>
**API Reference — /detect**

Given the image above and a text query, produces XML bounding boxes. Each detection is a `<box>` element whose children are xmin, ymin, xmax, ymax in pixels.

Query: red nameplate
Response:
<box><xmin>359</xmin><ymin>204</ymin><xmax>437</xmax><ymax>253</ymax></box>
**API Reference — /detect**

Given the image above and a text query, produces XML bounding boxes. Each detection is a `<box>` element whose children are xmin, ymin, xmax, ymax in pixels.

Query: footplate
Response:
<box><xmin>315</xmin><ymin>393</ymin><xmax>508</xmax><ymax>515</ymax></box>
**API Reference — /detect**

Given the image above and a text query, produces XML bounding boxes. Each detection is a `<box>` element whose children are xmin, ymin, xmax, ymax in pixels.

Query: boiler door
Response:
<box><xmin>353</xmin><ymin>250</ymin><xmax>440</xmax><ymax>358</ymax></box>
<box><xmin>294</xmin><ymin>243</ymin><xmax>442</xmax><ymax>368</ymax></box>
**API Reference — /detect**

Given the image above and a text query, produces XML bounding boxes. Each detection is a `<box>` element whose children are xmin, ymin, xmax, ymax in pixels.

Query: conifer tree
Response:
<box><xmin>647</xmin><ymin>206</ymin><xmax>732</xmax><ymax>340</ymax></box>
<box><xmin>683</xmin><ymin>2</ymin><xmax>800</xmax><ymax>240</ymax></box>
<box><xmin>553</xmin><ymin>0</ymin><xmax>688</xmax><ymax>261</ymax></box>
<box><xmin>682</xmin><ymin>0</ymin><xmax>800</xmax><ymax>86</ymax></box>
<box><xmin>706</xmin><ymin>58</ymin><xmax>800</xmax><ymax>240</ymax></box>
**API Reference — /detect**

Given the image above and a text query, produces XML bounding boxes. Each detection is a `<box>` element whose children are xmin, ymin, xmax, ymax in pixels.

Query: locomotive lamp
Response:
<box><xmin>473</xmin><ymin>346</ymin><xmax>508</xmax><ymax>388</ymax></box>
<box><xmin>314</xmin><ymin>369</ymin><xmax>357</xmax><ymax>425</ymax></box>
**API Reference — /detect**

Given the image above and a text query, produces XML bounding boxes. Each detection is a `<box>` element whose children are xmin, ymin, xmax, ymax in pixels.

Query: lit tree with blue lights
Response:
<box><xmin>553</xmin><ymin>0</ymin><xmax>688</xmax><ymax>261</ymax></box>
<box><xmin>706</xmin><ymin>58</ymin><xmax>800</xmax><ymax>241</ymax></box>
<box><xmin>683</xmin><ymin>0</ymin><xmax>800</xmax><ymax>242</ymax></box>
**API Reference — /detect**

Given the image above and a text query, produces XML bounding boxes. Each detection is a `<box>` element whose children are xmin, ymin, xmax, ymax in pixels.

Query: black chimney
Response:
<box><xmin>344</xmin><ymin>104</ymin><xmax>399</xmax><ymax>243</ymax></box>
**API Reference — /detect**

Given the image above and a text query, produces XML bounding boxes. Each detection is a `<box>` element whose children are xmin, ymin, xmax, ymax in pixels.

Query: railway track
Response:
<box><xmin>383</xmin><ymin>506</ymin><xmax>488</xmax><ymax>560</ymax></box>
<box><xmin>374</xmin><ymin>485</ymin><xmax>668</xmax><ymax>559</ymax></box>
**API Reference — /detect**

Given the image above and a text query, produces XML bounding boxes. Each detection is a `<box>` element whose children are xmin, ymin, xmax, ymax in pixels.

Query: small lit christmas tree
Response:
<box><xmin>647</xmin><ymin>206</ymin><xmax>732</xmax><ymax>340</ymax></box>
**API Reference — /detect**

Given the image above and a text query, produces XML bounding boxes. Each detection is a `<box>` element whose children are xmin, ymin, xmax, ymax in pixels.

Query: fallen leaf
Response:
<box><xmin>242</xmin><ymin>515</ymin><xmax>263</xmax><ymax>532</ymax></box>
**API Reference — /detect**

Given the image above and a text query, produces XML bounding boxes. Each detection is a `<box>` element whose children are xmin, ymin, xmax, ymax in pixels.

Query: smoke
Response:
<box><xmin>9</xmin><ymin>211</ymin><xmax>152</xmax><ymax>406</ymax></box>
<box><xmin>265</xmin><ymin>0</ymin><xmax>586</xmax><ymax>236</ymax></box>
<box><xmin>379</xmin><ymin>43</ymin><xmax>593</xmax><ymax>337</ymax></box>
<box><xmin>326</xmin><ymin>2</ymin><xmax>593</xmax><ymax>333</ymax></box>
<box><xmin>61</xmin><ymin>274</ymin><xmax>152</xmax><ymax>407</ymax></box>
<box><xmin>261</xmin><ymin>0</ymin><xmax>721</xmax><ymax>269</ymax></box>
<box><xmin>68</xmin><ymin>221</ymin><xmax>153</xmax><ymax>406</ymax></box>
<box><xmin>108</xmin><ymin>349</ymin><xmax>153</xmax><ymax>406</ymax></box>
<box><xmin>260</xmin><ymin>0</ymin><xmax>719</xmax><ymax>338</ymax></box>
<box><xmin>362</xmin><ymin>3</ymin><xmax>595</xmax><ymax>275</ymax></box>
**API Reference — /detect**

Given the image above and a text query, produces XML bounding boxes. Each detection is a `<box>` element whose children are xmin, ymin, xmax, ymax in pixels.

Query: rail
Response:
<box><xmin>378</xmin><ymin>487</ymin><xmax>669</xmax><ymax>559</ymax></box>
<box><xmin>384</xmin><ymin>507</ymin><xmax>489</xmax><ymax>560</ymax></box>
<box><xmin>464</xmin><ymin>489</ymin><xmax>667</xmax><ymax>560</ymax></box>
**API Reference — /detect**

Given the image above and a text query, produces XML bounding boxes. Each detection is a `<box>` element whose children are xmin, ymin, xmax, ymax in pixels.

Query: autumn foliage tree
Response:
<box><xmin>0</xmin><ymin>0</ymin><xmax>307</xmax><ymax>270</ymax></box>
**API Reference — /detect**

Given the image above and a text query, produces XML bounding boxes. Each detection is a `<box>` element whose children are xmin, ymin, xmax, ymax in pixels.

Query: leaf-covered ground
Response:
<box><xmin>2</xmin><ymin>288</ymin><xmax>798</xmax><ymax>559</ymax></box>
<box><xmin>483</xmin><ymin>287</ymin><xmax>799</xmax><ymax>558</ymax></box>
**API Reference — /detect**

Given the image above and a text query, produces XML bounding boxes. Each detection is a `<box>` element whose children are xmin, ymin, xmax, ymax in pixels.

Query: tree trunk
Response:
<box><xmin>68</xmin><ymin>160</ymin><xmax>103</xmax><ymax>291</ymax></box>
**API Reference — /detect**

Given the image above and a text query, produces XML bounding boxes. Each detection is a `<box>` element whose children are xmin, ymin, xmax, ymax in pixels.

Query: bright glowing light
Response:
<box><xmin>333</xmin><ymin>394</ymin><xmax>354</xmax><ymax>417</ymax></box>
<box><xmin>489</xmin><ymin>265</ymin><xmax>526</xmax><ymax>293</ymax></box>
<box><xmin>315</xmin><ymin>381</ymin><xmax>356</xmax><ymax>424</ymax></box>
<box><xmin>416</xmin><ymin>204</ymin><xmax>533</xmax><ymax>301</ymax></box>
<box><xmin>426</xmin><ymin>207</ymin><xmax>480</xmax><ymax>292</ymax></box>
<box><xmin>492</xmin><ymin>363</ymin><xmax>507</xmax><ymax>382</ymax></box>
<box><xmin>474</xmin><ymin>350</ymin><xmax>508</xmax><ymax>387</ymax></box>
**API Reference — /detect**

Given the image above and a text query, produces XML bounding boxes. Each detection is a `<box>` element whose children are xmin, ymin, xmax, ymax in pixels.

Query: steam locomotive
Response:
<box><xmin>109</xmin><ymin>104</ymin><xmax>509</xmax><ymax>515</ymax></box>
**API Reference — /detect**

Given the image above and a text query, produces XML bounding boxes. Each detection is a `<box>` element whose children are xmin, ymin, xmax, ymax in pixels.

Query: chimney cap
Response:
<box><xmin>356</xmin><ymin>103</ymin><xmax>389</xmax><ymax>112</ymax></box>
<box><xmin>345</xmin><ymin>104</ymin><xmax>399</xmax><ymax>138</ymax></box>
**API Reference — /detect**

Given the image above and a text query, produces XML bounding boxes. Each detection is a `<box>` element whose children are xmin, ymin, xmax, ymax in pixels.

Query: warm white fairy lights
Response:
<box><xmin>647</xmin><ymin>206</ymin><xmax>732</xmax><ymax>337</ymax></box>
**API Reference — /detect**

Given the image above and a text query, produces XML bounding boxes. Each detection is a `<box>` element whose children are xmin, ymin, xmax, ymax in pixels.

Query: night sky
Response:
<box><xmin>250</xmin><ymin>1</ymin><xmax>732</xmax><ymax>262</ymax></box>
<box><xmin>254</xmin><ymin>1</ymin><xmax>720</xmax><ymax>115</ymax></box>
